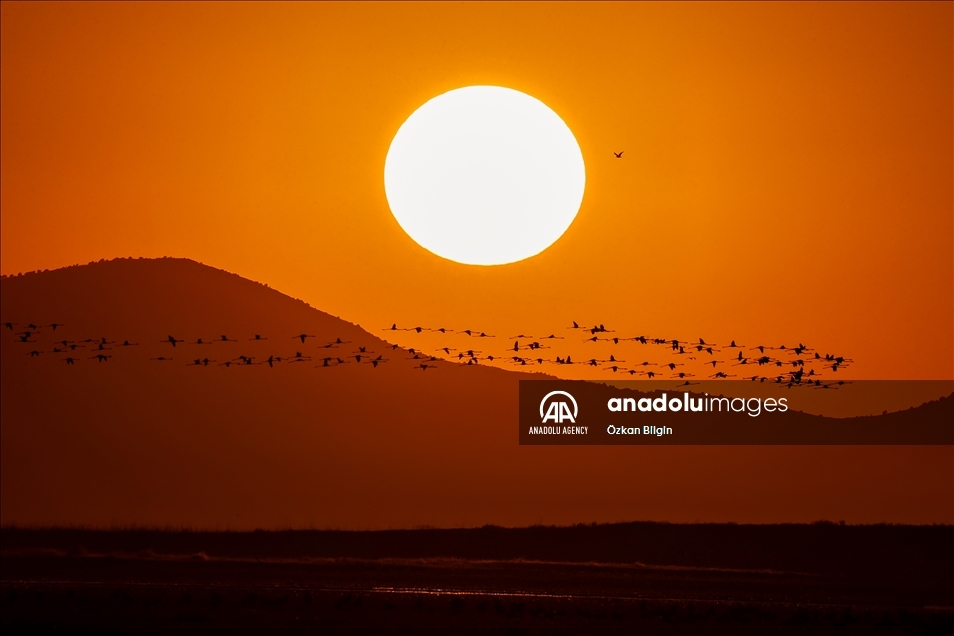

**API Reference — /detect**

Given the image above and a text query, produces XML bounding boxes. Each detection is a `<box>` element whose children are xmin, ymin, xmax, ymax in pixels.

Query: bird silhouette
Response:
<box><xmin>458</xmin><ymin>329</ymin><xmax>494</xmax><ymax>338</ymax></box>
<box><xmin>89</xmin><ymin>354</ymin><xmax>111</xmax><ymax>362</ymax></box>
<box><xmin>293</xmin><ymin>333</ymin><xmax>316</xmax><ymax>343</ymax></box>
<box><xmin>250</xmin><ymin>334</ymin><xmax>267</xmax><ymax>341</ymax></box>
<box><xmin>613</xmin><ymin>151</ymin><xmax>623</xmax><ymax>158</ymax></box>
<box><xmin>164</xmin><ymin>335</ymin><xmax>184</xmax><ymax>347</ymax></box>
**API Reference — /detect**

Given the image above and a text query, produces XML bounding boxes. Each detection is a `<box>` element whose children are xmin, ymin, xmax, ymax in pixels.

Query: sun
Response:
<box><xmin>384</xmin><ymin>86</ymin><xmax>586</xmax><ymax>266</ymax></box>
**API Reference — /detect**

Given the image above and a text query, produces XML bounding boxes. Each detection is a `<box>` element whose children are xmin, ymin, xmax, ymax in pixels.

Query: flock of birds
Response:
<box><xmin>379</xmin><ymin>321</ymin><xmax>854</xmax><ymax>388</ymax></box>
<box><xmin>5</xmin><ymin>322</ymin><xmax>402</xmax><ymax>371</ymax></box>
<box><xmin>4</xmin><ymin>319</ymin><xmax>854</xmax><ymax>388</ymax></box>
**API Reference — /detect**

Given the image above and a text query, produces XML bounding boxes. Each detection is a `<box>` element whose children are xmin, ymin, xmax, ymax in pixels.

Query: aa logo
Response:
<box><xmin>540</xmin><ymin>390</ymin><xmax>578</xmax><ymax>424</ymax></box>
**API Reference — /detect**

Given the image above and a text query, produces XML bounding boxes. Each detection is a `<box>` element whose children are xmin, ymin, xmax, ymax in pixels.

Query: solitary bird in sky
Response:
<box><xmin>614</xmin><ymin>151</ymin><xmax>623</xmax><ymax>158</ymax></box>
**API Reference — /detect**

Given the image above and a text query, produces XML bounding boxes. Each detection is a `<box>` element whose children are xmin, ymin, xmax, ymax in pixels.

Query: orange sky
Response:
<box><xmin>2</xmin><ymin>1</ymin><xmax>952</xmax><ymax>380</ymax></box>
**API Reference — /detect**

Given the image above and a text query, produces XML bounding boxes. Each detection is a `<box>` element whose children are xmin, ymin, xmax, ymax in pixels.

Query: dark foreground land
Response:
<box><xmin>2</xmin><ymin>523</ymin><xmax>952</xmax><ymax>635</ymax></box>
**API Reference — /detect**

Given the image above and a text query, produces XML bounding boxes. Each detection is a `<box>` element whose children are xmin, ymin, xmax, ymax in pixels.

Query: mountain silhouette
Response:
<box><xmin>1</xmin><ymin>258</ymin><xmax>951</xmax><ymax>528</ymax></box>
